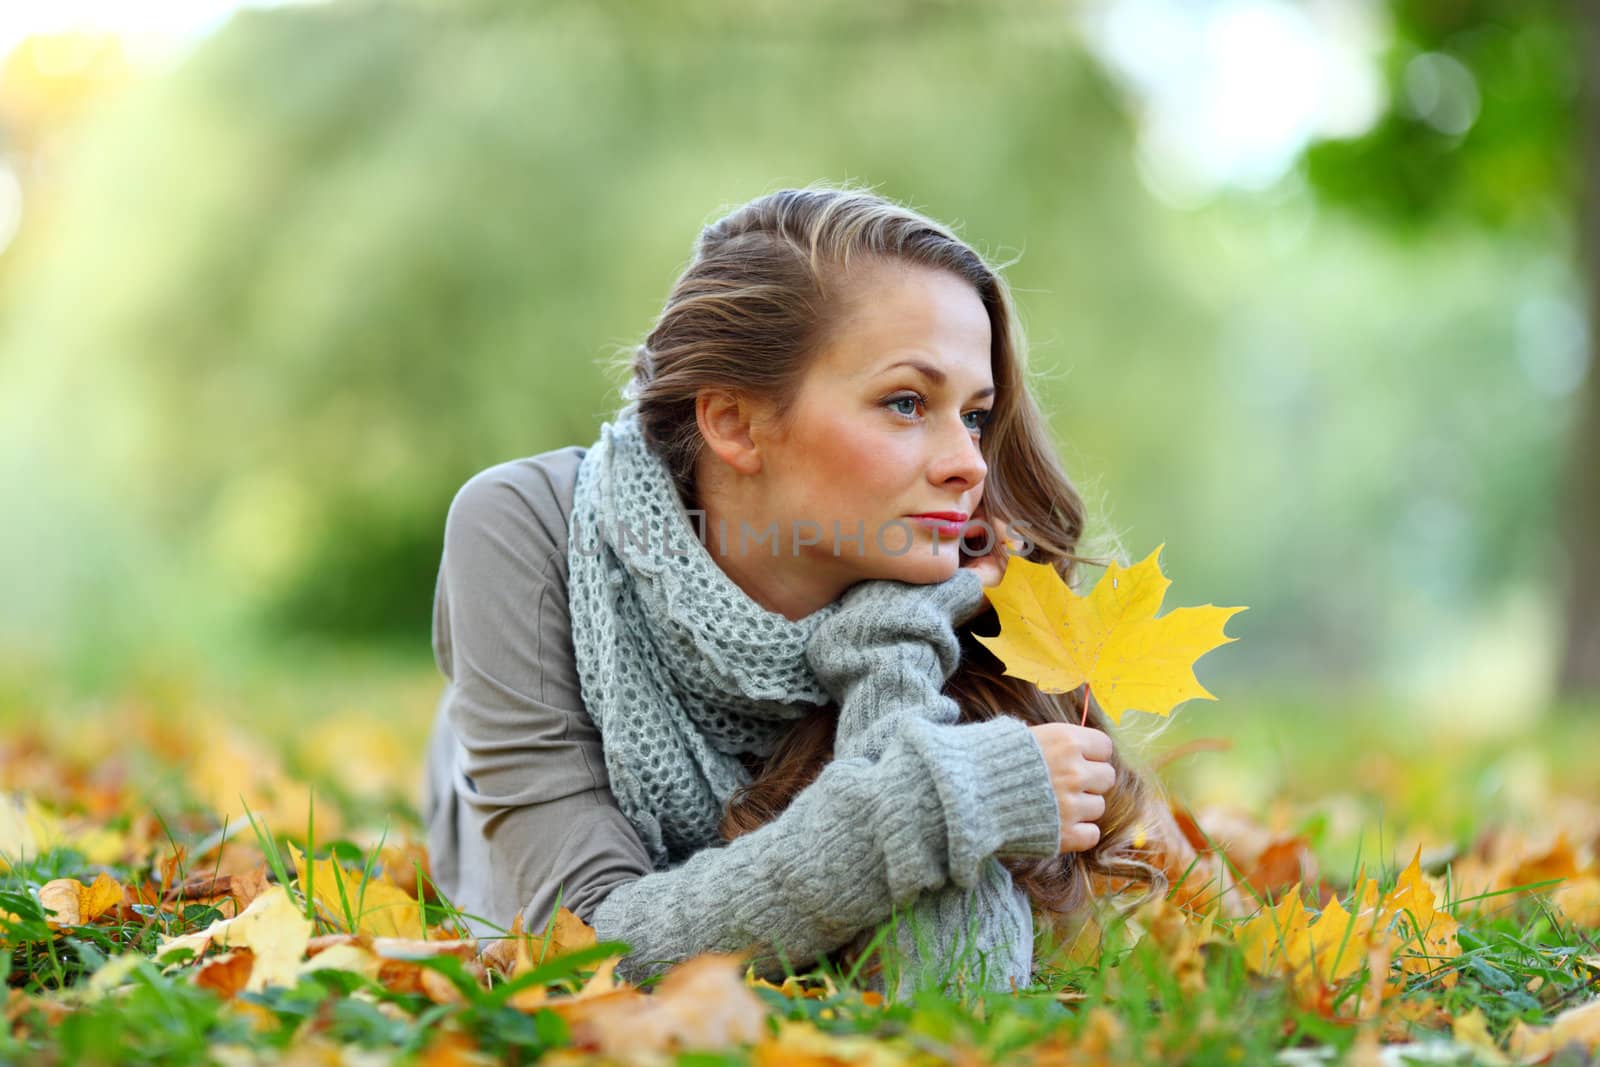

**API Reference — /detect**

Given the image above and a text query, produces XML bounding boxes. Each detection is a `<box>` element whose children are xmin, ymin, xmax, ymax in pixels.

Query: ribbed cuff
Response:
<box><xmin>902</xmin><ymin>717</ymin><xmax>1062</xmax><ymax>887</ymax></box>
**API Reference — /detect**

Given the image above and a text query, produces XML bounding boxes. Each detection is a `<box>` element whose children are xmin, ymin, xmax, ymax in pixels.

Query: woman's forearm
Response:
<box><xmin>588</xmin><ymin>714</ymin><xmax>1059</xmax><ymax>985</ymax></box>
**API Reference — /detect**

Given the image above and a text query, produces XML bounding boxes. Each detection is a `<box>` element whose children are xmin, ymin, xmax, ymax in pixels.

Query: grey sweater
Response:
<box><xmin>421</xmin><ymin>448</ymin><xmax>1064</xmax><ymax>996</ymax></box>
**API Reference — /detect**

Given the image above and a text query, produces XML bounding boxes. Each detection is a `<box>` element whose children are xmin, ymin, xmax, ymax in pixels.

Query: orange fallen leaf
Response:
<box><xmin>1506</xmin><ymin>833</ymin><xmax>1581</xmax><ymax>889</ymax></box>
<box><xmin>560</xmin><ymin>953</ymin><xmax>768</xmax><ymax>1055</ymax></box>
<box><xmin>38</xmin><ymin>872</ymin><xmax>124</xmax><ymax>929</ymax></box>
<box><xmin>194</xmin><ymin>949</ymin><xmax>255</xmax><ymax>1000</ymax></box>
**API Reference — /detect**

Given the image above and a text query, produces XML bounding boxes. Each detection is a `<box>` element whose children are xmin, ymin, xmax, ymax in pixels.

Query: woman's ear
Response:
<box><xmin>696</xmin><ymin>389</ymin><xmax>764</xmax><ymax>476</ymax></box>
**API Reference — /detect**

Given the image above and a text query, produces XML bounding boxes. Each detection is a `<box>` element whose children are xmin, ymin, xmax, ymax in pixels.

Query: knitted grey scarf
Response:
<box><xmin>566</xmin><ymin>403</ymin><xmax>844</xmax><ymax>870</ymax></box>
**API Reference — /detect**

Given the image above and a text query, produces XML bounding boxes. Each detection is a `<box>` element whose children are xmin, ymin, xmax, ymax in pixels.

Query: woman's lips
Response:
<box><xmin>908</xmin><ymin>515</ymin><xmax>968</xmax><ymax>538</ymax></box>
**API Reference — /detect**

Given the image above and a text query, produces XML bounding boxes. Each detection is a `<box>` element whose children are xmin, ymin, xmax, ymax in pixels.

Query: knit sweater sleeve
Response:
<box><xmin>806</xmin><ymin>569</ymin><xmax>1050</xmax><ymax>996</ymax></box>
<box><xmin>588</xmin><ymin>713</ymin><xmax>1060</xmax><ymax>985</ymax></box>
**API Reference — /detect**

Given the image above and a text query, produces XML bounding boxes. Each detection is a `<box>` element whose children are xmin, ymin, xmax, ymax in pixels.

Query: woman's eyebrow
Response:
<box><xmin>877</xmin><ymin>359</ymin><xmax>996</xmax><ymax>400</ymax></box>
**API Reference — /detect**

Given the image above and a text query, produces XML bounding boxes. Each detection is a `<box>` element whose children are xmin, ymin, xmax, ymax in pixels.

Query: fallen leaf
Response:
<box><xmin>195</xmin><ymin>949</ymin><xmax>256</xmax><ymax>1000</ymax></box>
<box><xmin>560</xmin><ymin>953</ymin><xmax>768</xmax><ymax>1055</ymax></box>
<box><xmin>38</xmin><ymin>872</ymin><xmax>124</xmax><ymax>929</ymax></box>
<box><xmin>753</xmin><ymin>1019</ymin><xmax>913</xmax><ymax>1067</ymax></box>
<box><xmin>1507</xmin><ymin>996</ymin><xmax>1600</xmax><ymax>1060</ymax></box>
<box><xmin>157</xmin><ymin>886</ymin><xmax>312</xmax><ymax>993</ymax></box>
<box><xmin>288</xmin><ymin>842</ymin><xmax>424</xmax><ymax>940</ymax></box>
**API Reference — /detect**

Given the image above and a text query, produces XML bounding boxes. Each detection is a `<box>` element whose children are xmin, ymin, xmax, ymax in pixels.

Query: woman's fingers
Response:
<box><xmin>1063</xmin><ymin>821</ymin><xmax>1102</xmax><ymax>852</ymax></box>
<box><xmin>1075</xmin><ymin>791</ymin><xmax>1107</xmax><ymax>822</ymax></box>
<box><xmin>1067</xmin><ymin>724</ymin><xmax>1113</xmax><ymax>762</ymax></box>
<box><xmin>1083</xmin><ymin>761</ymin><xmax>1116</xmax><ymax>796</ymax></box>
<box><xmin>1025</xmin><ymin>722</ymin><xmax>1119</xmax><ymax>855</ymax></box>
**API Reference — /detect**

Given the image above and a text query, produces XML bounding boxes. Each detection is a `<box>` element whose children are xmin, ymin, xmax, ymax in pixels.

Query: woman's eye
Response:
<box><xmin>885</xmin><ymin>395</ymin><xmax>989</xmax><ymax>430</ymax></box>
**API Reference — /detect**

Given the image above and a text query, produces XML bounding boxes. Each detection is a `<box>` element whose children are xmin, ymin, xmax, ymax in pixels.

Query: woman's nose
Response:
<box><xmin>931</xmin><ymin>416</ymin><xmax>987</xmax><ymax>488</ymax></box>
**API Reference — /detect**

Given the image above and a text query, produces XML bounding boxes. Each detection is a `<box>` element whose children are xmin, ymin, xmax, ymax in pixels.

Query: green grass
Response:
<box><xmin>0</xmin><ymin>661</ymin><xmax>1596</xmax><ymax>1064</ymax></box>
<box><xmin>1</xmin><ymin>838</ymin><xmax>1595</xmax><ymax>1064</ymax></box>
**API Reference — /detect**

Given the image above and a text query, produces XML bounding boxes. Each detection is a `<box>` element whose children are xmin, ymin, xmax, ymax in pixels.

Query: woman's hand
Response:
<box><xmin>1025</xmin><ymin>722</ymin><xmax>1115</xmax><ymax>853</ymax></box>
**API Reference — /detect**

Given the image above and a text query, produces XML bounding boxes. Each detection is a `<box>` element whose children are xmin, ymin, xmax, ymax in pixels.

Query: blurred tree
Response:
<box><xmin>1299</xmin><ymin>0</ymin><xmax>1598</xmax><ymax>702</ymax></box>
<box><xmin>0</xmin><ymin>0</ymin><xmax>1159</xmax><ymax>672</ymax></box>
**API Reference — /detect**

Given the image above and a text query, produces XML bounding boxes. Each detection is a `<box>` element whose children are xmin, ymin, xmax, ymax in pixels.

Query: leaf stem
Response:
<box><xmin>1080</xmin><ymin>685</ymin><xmax>1091</xmax><ymax>727</ymax></box>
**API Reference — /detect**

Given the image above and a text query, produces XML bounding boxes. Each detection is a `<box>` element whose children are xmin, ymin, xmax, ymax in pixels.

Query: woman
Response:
<box><xmin>421</xmin><ymin>183</ymin><xmax>1165</xmax><ymax>998</ymax></box>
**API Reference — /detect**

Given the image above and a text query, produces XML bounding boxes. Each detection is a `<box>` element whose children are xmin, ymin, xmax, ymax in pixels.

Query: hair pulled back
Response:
<box><xmin>613</xmin><ymin>181</ymin><xmax>1167</xmax><ymax>974</ymax></box>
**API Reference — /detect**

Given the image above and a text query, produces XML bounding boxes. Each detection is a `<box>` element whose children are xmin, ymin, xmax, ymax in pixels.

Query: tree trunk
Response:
<box><xmin>1556</xmin><ymin>0</ymin><xmax>1600</xmax><ymax>703</ymax></box>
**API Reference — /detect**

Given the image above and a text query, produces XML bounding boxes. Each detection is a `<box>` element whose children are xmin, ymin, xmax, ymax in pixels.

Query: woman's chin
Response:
<box><xmin>866</xmin><ymin>551</ymin><xmax>962</xmax><ymax>585</ymax></box>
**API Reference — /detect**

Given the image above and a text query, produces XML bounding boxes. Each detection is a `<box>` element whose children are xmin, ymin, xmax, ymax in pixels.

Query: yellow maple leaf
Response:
<box><xmin>288</xmin><ymin>843</ymin><xmax>425</xmax><ymax>940</ymax></box>
<box><xmin>1235</xmin><ymin>885</ymin><xmax>1309</xmax><ymax>976</ymax></box>
<box><xmin>974</xmin><ymin>544</ymin><xmax>1247</xmax><ymax>723</ymax></box>
<box><xmin>1299</xmin><ymin>892</ymin><xmax>1377</xmax><ymax>986</ymax></box>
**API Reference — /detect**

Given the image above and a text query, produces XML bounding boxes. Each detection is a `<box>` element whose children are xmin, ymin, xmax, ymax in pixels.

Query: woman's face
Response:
<box><xmin>742</xmin><ymin>261</ymin><xmax>995</xmax><ymax>604</ymax></box>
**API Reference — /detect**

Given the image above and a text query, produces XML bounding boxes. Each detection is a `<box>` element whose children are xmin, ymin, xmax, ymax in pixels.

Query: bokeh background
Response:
<box><xmin>0</xmin><ymin>0</ymin><xmax>1595</xmax><ymax>836</ymax></box>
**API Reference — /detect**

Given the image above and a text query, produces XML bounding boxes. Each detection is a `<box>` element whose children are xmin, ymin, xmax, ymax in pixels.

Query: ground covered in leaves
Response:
<box><xmin>1</xmin><ymin>662</ymin><xmax>1598</xmax><ymax>1066</ymax></box>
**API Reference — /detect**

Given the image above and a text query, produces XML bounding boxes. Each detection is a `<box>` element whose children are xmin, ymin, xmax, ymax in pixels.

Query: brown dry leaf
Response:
<box><xmin>159</xmin><ymin>846</ymin><xmax>188</xmax><ymax>894</ymax></box>
<box><xmin>560</xmin><ymin>953</ymin><xmax>768</xmax><ymax>1056</ymax></box>
<box><xmin>540</xmin><ymin>906</ymin><xmax>598</xmax><ymax>958</ymax></box>
<box><xmin>160</xmin><ymin>866</ymin><xmax>273</xmax><ymax>921</ymax></box>
<box><xmin>186</xmin><ymin>840</ymin><xmax>275</xmax><ymax>881</ymax></box>
<box><xmin>1185</xmin><ymin>805</ymin><xmax>1314</xmax><ymax>905</ymax></box>
<box><xmin>5</xmin><ymin>988</ymin><xmax>71</xmax><ymax>1038</ymax></box>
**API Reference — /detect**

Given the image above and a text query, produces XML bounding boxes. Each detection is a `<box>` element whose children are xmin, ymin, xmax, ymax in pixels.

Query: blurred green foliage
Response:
<box><xmin>1305</xmin><ymin>0</ymin><xmax>1579</xmax><ymax>231</ymax></box>
<box><xmin>0</xmin><ymin>0</ymin><xmax>1585</xmax><ymax>715</ymax></box>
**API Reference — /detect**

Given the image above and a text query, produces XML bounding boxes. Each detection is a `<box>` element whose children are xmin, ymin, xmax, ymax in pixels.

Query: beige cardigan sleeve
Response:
<box><xmin>421</xmin><ymin>446</ymin><xmax>654</xmax><ymax>934</ymax></box>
